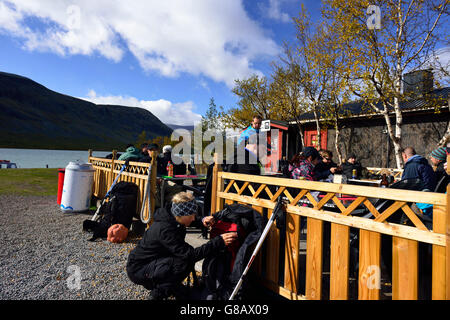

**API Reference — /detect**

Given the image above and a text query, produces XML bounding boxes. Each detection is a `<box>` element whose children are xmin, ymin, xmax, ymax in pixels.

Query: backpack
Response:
<box><xmin>200</xmin><ymin>204</ymin><xmax>266</xmax><ymax>300</ymax></box>
<box><xmin>83</xmin><ymin>181</ymin><xmax>138</xmax><ymax>242</ymax></box>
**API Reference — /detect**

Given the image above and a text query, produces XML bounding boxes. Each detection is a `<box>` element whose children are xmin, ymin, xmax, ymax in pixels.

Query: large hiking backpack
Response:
<box><xmin>83</xmin><ymin>181</ymin><xmax>138</xmax><ymax>242</ymax></box>
<box><xmin>200</xmin><ymin>203</ymin><xmax>266</xmax><ymax>300</ymax></box>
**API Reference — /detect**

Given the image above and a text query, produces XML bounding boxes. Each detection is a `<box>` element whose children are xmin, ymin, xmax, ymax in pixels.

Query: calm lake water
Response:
<box><xmin>0</xmin><ymin>148</ymin><xmax>111</xmax><ymax>169</ymax></box>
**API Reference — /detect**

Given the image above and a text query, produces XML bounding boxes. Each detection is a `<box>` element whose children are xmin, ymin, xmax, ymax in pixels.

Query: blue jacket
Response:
<box><xmin>237</xmin><ymin>126</ymin><xmax>259</xmax><ymax>146</ymax></box>
<box><xmin>401</xmin><ymin>155</ymin><xmax>436</xmax><ymax>191</ymax></box>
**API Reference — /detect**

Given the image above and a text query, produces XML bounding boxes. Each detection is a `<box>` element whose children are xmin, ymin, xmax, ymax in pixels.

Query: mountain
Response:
<box><xmin>166</xmin><ymin>124</ymin><xmax>195</xmax><ymax>132</ymax></box>
<box><xmin>0</xmin><ymin>72</ymin><xmax>173</xmax><ymax>151</ymax></box>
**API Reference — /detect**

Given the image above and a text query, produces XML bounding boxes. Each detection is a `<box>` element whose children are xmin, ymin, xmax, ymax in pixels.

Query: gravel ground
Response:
<box><xmin>0</xmin><ymin>194</ymin><xmax>156</xmax><ymax>300</ymax></box>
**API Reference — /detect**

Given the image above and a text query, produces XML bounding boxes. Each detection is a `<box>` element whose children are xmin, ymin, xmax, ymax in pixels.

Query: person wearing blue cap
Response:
<box><xmin>126</xmin><ymin>192</ymin><xmax>237</xmax><ymax>300</ymax></box>
<box><xmin>430</xmin><ymin>146</ymin><xmax>448</xmax><ymax>189</ymax></box>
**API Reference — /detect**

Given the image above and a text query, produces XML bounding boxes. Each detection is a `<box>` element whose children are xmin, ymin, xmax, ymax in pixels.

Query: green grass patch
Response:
<box><xmin>0</xmin><ymin>168</ymin><xmax>59</xmax><ymax>196</ymax></box>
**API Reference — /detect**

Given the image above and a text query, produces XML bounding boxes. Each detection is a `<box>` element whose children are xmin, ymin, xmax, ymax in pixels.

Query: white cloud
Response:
<box><xmin>262</xmin><ymin>0</ymin><xmax>291</xmax><ymax>23</ymax></box>
<box><xmin>0</xmin><ymin>0</ymin><xmax>280</xmax><ymax>87</ymax></box>
<box><xmin>82</xmin><ymin>90</ymin><xmax>202</xmax><ymax>126</ymax></box>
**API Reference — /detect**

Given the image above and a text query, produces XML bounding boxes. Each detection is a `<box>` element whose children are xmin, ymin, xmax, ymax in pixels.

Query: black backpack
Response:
<box><xmin>200</xmin><ymin>204</ymin><xmax>267</xmax><ymax>300</ymax></box>
<box><xmin>83</xmin><ymin>182</ymin><xmax>138</xmax><ymax>241</ymax></box>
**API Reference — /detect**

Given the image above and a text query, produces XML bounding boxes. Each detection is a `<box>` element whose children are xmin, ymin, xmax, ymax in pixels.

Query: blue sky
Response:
<box><xmin>0</xmin><ymin>0</ymin><xmax>323</xmax><ymax>126</ymax></box>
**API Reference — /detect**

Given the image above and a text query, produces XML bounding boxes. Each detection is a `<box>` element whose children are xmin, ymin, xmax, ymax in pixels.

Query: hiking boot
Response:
<box><xmin>148</xmin><ymin>288</ymin><xmax>165</xmax><ymax>300</ymax></box>
<box><xmin>171</xmin><ymin>284</ymin><xmax>190</xmax><ymax>300</ymax></box>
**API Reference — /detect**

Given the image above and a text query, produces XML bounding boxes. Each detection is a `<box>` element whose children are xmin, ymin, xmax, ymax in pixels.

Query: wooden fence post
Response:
<box><xmin>210</xmin><ymin>154</ymin><xmax>219</xmax><ymax>215</ymax></box>
<box><xmin>88</xmin><ymin>149</ymin><xmax>92</xmax><ymax>162</ymax></box>
<box><xmin>214</xmin><ymin>153</ymin><xmax>224</xmax><ymax>213</ymax></box>
<box><xmin>447</xmin><ymin>184</ymin><xmax>450</xmax><ymax>300</ymax></box>
<box><xmin>110</xmin><ymin>150</ymin><xmax>117</xmax><ymax>187</ymax></box>
<box><xmin>284</xmin><ymin>211</ymin><xmax>301</xmax><ymax>295</ymax></box>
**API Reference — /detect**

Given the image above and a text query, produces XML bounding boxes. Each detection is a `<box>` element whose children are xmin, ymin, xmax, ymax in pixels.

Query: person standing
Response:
<box><xmin>237</xmin><ymin>115</ymin><xmax>262</xmax><ymax>146</ymax></box>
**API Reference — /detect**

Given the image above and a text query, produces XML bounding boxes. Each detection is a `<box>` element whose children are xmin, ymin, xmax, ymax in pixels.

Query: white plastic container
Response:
<box><xmin>60</xmin><ymin>161</ymin><xmax>95</xmax><ymax>212</ymax></box>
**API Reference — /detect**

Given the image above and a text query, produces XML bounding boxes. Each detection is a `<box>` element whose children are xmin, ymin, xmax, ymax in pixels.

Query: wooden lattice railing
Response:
<box><xmin>366</xmin><ymin>167</ymin><xmax>404</xmax><ymax>180</ymax></box>
<box><xmin>210</xmin><ymin>157</ymin><xmax>449</xmax><ymax>300</ymax></box>
<box><xmin>88</xmin><ymin>150</ymin><xmax>157</xmax><ymax>225</ymax></box>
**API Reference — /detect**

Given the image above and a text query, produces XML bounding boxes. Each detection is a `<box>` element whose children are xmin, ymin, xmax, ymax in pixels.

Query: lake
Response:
<box><xmin>0</xmin><ymin>148</ymin><xmax>112</xmax><ymax>169</ymax></box>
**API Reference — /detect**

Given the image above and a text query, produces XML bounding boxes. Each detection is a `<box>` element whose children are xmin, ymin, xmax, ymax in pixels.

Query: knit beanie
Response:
<box><xmin>171</xmin><ymin>199</ymin><xmax>198</xmax><ymax>217</ymax></box>
<box><xmin>430</xmin><ymin>147</ymin><xmax>446</xmax><ymax>161</ymax></box>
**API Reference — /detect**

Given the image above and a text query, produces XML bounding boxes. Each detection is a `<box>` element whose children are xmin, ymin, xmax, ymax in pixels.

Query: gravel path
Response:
<box><xmin>0</xmin><ymin>194</ymin><xmax>150</xmax><ymax>300</ymax></box>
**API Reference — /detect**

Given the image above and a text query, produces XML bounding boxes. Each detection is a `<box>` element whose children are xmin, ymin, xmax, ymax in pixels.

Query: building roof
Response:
<box><xmin>293</xmin><ymin>87</ymin><xmax>450</xmax><ymax>124</ymax></box>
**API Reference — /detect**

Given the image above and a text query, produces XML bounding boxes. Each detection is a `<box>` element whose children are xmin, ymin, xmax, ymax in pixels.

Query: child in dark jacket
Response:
<box><xmin>126</xmin><ymin>192</ymin><xmax>236</xmax><ymax>300</ymax></box>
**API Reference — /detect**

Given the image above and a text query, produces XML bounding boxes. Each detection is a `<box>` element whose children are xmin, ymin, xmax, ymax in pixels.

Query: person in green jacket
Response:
<box><xmin>118</xmin><ymin>144</ymin><xmax>141</xmax><ymax>162</ymax></box>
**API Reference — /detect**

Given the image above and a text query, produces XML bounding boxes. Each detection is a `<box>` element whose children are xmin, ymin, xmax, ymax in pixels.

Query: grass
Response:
<box><xmin>0</xmin><ymin>168</ymin><xmax>59</xmax><ymax>196</ymax></box>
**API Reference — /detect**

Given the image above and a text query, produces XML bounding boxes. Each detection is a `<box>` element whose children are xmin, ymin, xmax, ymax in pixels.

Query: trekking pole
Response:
<box><xmin>228</xmin><ymin>196</ymin><xmax>285</xmax><ymax>300</ymax></box>
<box><xmin>91</xmin><ymin>162</ymin><xmax>128</xmax><ymax>221</ymax></box>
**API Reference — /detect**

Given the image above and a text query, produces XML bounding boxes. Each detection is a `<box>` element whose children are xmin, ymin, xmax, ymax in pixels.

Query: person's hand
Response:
<box><xmin>330</xmin><ymin>167</ymin><xmax>337</xmax><ymax>174</ymax></box>
<box><xmin>221</xmin><ymin>232</ymin><xmax>238</xmax><ymax>246</ymax></box>
<box><xmin>202</xmin><ymin>216</ymin><xmax>215</xmax><ymax>227</ymax></box>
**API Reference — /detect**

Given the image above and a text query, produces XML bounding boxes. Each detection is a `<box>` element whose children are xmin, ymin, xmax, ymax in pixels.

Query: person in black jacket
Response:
<box><xmin>314</xmin><ymin>150</ymin><xmax>340</xmax><ymax>181</ymax></box>
<box><xmin>157</xmin><ymin>145</ymin><xmax>186</xmax><ymax>176</ymax></box>
<box><xmin>342</xmin><ymin>154</ymin><xmax>363</xmax><ymax>179</ymax></box>
<box><xmin>126</xmin><ymin>192</ymin><xmax>237</xmax><ymax>300</ymax></box>
<box><xmin>224</xmin><ymin>140</ymin><xmax>268</xmax><ymax>175</ymax></box>
<box><xmin>429</xmin><ymin>146</ymin><xmax>448</xmax><ymax>192</ymax></box>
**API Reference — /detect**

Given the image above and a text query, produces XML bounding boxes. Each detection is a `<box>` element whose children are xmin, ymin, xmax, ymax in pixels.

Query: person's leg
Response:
<box><xmin>152</xmin><ymin>257</ymin><xmax>193</xmax><ymax>299</ymax></box>
<box><xmin>126</xmin><ymin>261</ymin><xmax>156</xmax><ymax>291</ymax></box>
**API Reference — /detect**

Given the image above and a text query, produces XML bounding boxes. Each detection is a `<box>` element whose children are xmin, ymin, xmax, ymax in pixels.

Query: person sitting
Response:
<box><xmin>314</xmin><ymin>149</ymin><xmax>340</xmax><ymax>182</ymax></box>
<box><xmin>126</xmin><ymin>192</ymin><xmax>237</xmax><ymax>300</ymax></box>
<box><xmin>342</xmin><ymin>154</ymin><xmax>363</xmax><ymax>180</ymax></box>
<box><xmin>139</xmin><ymin>143</ymin><xmax>159</xmax><ymax>163</ymax></box>
<box><xmin>401</xmin><ymin>147</ymin><xmax>437</xmax><ymax>217</ymax></box>
<box><xmin>291</xmin><ymin>147</ymin><xmax>322</xmax><ymax>181</ymax></box>
<box><xmin>429</xmin><ymin>146</ymin><xmax>448</xmax><ymax>191</ymax></box>
<box><xmin>157</xmin><ymin>145</ymin><xmax>186</xmax><ymax>177</ymax></box>
<box><xmin>401</xmin><ymin>147</ymin><xmax>436</xmax><ymax>191</ymax></box>
<box><xmin>118</xmin><ymin>144</ymin><xmax>141</xmax><ymax>162</ymax></box>
<box><xmin>140</xmin><ymin>143</ymin><xmax>149</xmax><ymax>157</ymax></box>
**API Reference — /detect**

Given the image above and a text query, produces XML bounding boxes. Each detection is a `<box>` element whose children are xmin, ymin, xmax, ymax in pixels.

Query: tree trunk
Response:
<box><xmin>314</xmin><ymin>110</ymin><xmax>321</xmax><ymax>149</ymax></box>
<box><xmin>438</xmin><ymin>118</ymin><xmax>450</xmax><ymax>147</ymax></box>
<box><xmin>296</xmin><ymin>121</ymin><xmax>305</xmax><ymax>150</ymax></box>
<box><xmin>380</xmin><ymin>107</ymin><xmax>400</xmax><ymax>169</ymax></box>
<box><xmin>334</xmin><ymin>118</ymin><xmax>343</xmax><ymax>164</ymax></box>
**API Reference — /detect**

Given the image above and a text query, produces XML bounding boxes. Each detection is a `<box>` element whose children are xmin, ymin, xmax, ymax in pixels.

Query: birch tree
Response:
<box><xmin>323</xmin><ymin>0</ymin><xmax>449</xmax><ymax>168</ymax></box>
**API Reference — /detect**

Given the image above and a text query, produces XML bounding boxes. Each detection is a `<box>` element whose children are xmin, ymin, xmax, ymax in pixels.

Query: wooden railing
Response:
<box><xmin>210</xmin><ymin>155</ymin><xmax>450</xmax><ymax>300</ymax></box>
<box><xmin>88</xmin><ymin>150</ymin><xmax>157</xmax><ymax>225</ymax></box>
<box><xmin>366</xmin><ymin>167</ymin><xmax>404</xmax><ymax>179</ymax></box>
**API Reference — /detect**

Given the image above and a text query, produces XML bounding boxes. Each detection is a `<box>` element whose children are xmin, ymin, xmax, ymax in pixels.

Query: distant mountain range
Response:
<box><xmin>0</xmin><ymin>71</ymin><xmax>173</xmax><ymax>151</ymax></box>
<box><xmin>166</xmin><ymin>124</ymin><xmax>195</xmax><ymax>131</ymax></box>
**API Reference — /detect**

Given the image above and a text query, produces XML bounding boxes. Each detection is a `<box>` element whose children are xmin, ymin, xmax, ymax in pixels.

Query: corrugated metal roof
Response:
<box><xmin>293</xmin><ymin>87</ymin><xmax>450</xmax><ymax>123</ymax></box>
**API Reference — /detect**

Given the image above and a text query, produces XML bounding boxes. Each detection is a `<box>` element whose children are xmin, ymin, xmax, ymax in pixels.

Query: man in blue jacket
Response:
<box><xmin>401</xmin><ymin>147</ymin><xmax>437</xmax><ymax>217</ymax></box>
<box><xmin>237</xmin><ymin>115</ymin><xmax>262</xmax><ymax>146</ymax></box>
<box><xmin>401</xmin><ymin>147</ymin><xmax>436</xmax><ymax>191</ymax></box>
